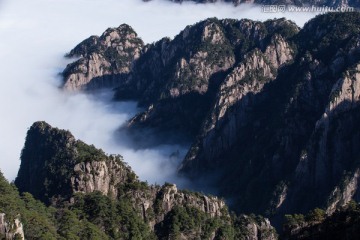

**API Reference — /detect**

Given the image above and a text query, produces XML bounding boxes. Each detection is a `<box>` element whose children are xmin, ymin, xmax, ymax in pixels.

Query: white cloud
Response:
<box><xmin>0</xmin><ymin>0</ymin><xmax>317</xmax><ymax>185</ymax></box>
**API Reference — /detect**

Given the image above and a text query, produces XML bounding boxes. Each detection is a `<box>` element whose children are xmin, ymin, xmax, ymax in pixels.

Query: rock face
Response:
<box><xmin>15</xmin><ymin>121</ymin><xmax>78</xmax><ymax>204</ymax></box>
<box><xmin>63</xmin><ymin>24</ymin><xmax>143</xmax><ymax>90</ymax></box>
<box><xmin>0</xmin><ymin>214</ymin><xmax>24</xmax><ymax>240</ymax></box>
<box><xmin>71</xmin><ymin>157</ymin><xmax>128</xmax><ymax>198</ymax></box>
<box><xmin>173</xmin><ymin>12</ymin><xmax>360</xmax><ymax>219</ymax></box>
<box><xmin>15</xmin><ymin>121</ymin><xmax>276</xmax><ymax>239</ymax></box>
<box><xmin>119</xmin><ymin>18</ymin><xmax>298</xmax><ymax>142</ymax></box>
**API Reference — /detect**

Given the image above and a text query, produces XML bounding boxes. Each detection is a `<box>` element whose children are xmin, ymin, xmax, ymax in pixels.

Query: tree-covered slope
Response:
<box><xmin>283</xmin><ymin>202</ymin><xmax>360</xmax><ymax>240</ymax></box>
<box><xmin>10</xmin><ymin>121</ymin><xmax>277</xmax><ymax>240</ymax></box>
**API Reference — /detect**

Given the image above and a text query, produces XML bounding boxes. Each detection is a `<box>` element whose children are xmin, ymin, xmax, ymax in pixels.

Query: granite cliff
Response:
<box><xmin>63</xmin><ymin>24</ymin><xmax>143</xmax><ymax>90</ymax></box>
<box><xmin>179</xmin><ymin>13</ymin><xmax>360</xmax><ymax>218</ymax></box>
<box><xmin>62</xmin><ymin>12</ymin><xmax>360</xmax><ymax>233</ymax></box>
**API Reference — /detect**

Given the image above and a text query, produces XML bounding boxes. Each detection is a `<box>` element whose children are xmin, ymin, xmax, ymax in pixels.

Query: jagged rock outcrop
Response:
<box><xmin>241</xmin><ymin>215</ymin><xmax>277</xmax><ymax>240</ymax></box>
<box><xmin>116</xmin><ymin>18</ymin><xmax>299</xmax><ymax>144</ymax></box>
<box><xmin>182</xmin><ymin>37</ymin><xmax>294</xmax><ymax>171</ymax></box>
<box><xmin>0</xmin><ymin>214</ymin><xmax>24</xmax><ymax>240</ymax></box>
<box><xmin>15</xmin><ymin>121</ymin><xmax>276</xmax><ymax>239</ymax></box>
<box><xmin>71</xmin><ymin>155</ymin><xmax>130</xmax><ymax>198</ymax></box>
<box><xmin>15</xmin><ymin>121</ymin><xmax>78</xmax><ymax>204</ymax></box>
<box><xmin>63</xmin><ymin>24</ymin><xmax>143</xmax><ymax>90</ymax></box>
<box><xmin>15</xmin><ymin>121</ymin><xmax>135</xmax><ymax>204</ymax></box>
<box><xmin>122</xmin><ymin>18</ymin><xmax>240</xmax><ymax>100</ymax></box>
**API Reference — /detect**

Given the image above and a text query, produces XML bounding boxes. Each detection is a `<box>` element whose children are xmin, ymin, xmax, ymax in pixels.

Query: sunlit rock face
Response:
<box><xmin>63</xmin><ymin>24</ymin><xmax>143</xmax><ymax>91</ymax></box>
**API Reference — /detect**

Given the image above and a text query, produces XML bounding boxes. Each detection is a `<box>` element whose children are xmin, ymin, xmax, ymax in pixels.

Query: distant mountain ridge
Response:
<box><xmin>143</xmin><ymin>0</ymin><xmax>360</xmax><ymax>9</ymax></box>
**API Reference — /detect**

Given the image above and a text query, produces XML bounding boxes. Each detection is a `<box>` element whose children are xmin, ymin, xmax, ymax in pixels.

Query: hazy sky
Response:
<box><xmin>0</xmin><ymin>0</ymin><xmax>317</xmax><ymax>184</ymax></box>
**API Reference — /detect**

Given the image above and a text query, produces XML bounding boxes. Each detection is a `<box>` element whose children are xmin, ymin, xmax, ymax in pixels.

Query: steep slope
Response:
<box><xmin>63</xmin><ymin>24</ymin><xmax>143</xmax><ymax>90</ymax></box>
<box><xmin>283</xmin><ymin>202</ymin><xmax>360</xmax><ymax>240</ymax></box>
<box><xmin>120</xmin><ymin>17</ymin><xmax>298</xmax><ymax>142</ymax></box>
<box><xmin>0</xmin><ymin>169</ymin><xmax>108</xmax><ymax>240</ymax></box>
<box><xmin>14</xmin><ymin>121</ymin><xmax>276</xmax><ymax>239</ymax></box>
<box><xmin>0</xmin><ymin>172</ymin><xmax>25</xmax><ymax>240</ymax></box>
<box><xmin>180</xmin><ymin>12</ymin><xmax>360</xmax><ymax>217</ymax></box>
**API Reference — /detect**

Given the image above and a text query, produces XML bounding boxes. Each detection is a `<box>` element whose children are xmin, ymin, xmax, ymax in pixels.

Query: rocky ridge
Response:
<box><xmin>14</xmin><ymin>121</ymin><xmax>276</xmax><ymax>239</ymax></box>
<box><xmin>63</xmin><ymin>24</ymin><xmax>143</xmax><ymax>90</ymax></box>
<box><xmin>122</xmin><ymin>18</ymin><xmax>298</xmax><ymax>141</ymax></box>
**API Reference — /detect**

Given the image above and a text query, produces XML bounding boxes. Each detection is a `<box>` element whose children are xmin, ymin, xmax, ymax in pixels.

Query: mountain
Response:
<box><xmin>63</xmin><ymin>24</ymin><xmax>144</xmax><ymax>90</ymax></box>
<box><xmin>179</xmin><ymin>12</ymin><xmax>360</xmax><ymax>219</ymax></box>
<box><xmin>143</xmin><ymin>0</ymin><xmax>360</xmax><ymax>9</ymax></box>
<box><xmin>11</xmin><ymin>121</ymin><xmax>277</xmax><ymax>239</ymax></box>
<box><xmin>62</xmin><ymin>11</ymin><xmax>360</xmax><ymax>226</ymax></box>
<box><xmin>64</xmin><ymin>17</ymin><xmax>299</xmax><ymax>142</ymax></box>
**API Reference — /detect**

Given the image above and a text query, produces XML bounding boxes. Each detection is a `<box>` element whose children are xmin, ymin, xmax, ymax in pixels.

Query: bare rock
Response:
<box><xmin>0</xmin><ymin>213</ymin><xmax>24</xmax><ymax>240</ymax></box>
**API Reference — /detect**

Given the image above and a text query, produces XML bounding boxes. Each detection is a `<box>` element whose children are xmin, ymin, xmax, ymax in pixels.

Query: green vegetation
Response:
<box><xmin>0</xmin><ymin>171</ymin><xmax>59</xmax><ymax>239</ymax></box>
<box><xmin>71</xmin><ymin>192</ymin><xmax>155</xmax><ymax>240</ymax></box>
<box><xmin>4</xmin><ymin>167</ymin><xmax>265</xmax><ymax>240</ymax></box>
<box><xmin>155</xmin><ymin>205</ymin><xmax>234</xmax><ymax>239</ymax></box>
<box><xmin>75</xmin><ymin>141</ymin><xmax>106</xmax><ymax>163</ymax></box>
<box><xmin>0</xmin><ymin>170</ymin><xmax>155</xmax><ymax>240</ymax></box>
<box><xmin>284</xmin><ymin>207</ymin><xmax>326</xmax><ymax>229</ymax></box>
<box><xmin>298</xmin><ymin>12</ymin><xmax>360</xmax><ymax>63</ymax></box>
<box><xmin>15</xmin><ymin>122</ymin><xmax>76</xmax><ymax>204</ymax></box>
<box><xmin>283</xmin><ymin>202</ymin><xmax>360</xmax><ymax>239</ymax></box>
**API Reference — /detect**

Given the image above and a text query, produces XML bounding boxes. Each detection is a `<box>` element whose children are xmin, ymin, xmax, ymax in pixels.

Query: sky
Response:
<box><xmin>0</xmin><ymin>0</ymin><xmax>318</xmax><ymax>185</ymax></box>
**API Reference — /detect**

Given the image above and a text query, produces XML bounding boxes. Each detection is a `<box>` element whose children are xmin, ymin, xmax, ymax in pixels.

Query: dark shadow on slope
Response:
<box><xmin>116</xmin><ymin>68</ymin><xmax>234</xmax><ymax>149</ymax></box>
<box><xmin>180</xmin><ymin>56</ymin><xmax>339</xmax><ymax>213</ymax></box>
<box><xmin>115</xmin><ymin>92</ymin><xmax>212</xmax><ymax>149</ymax></box>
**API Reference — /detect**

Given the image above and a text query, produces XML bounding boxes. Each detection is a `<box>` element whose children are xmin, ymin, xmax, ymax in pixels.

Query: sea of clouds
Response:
<box><xmin>0</xmin><ymin>0</ymin><xmax>317</xmax><ymax>185</ymax></box>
